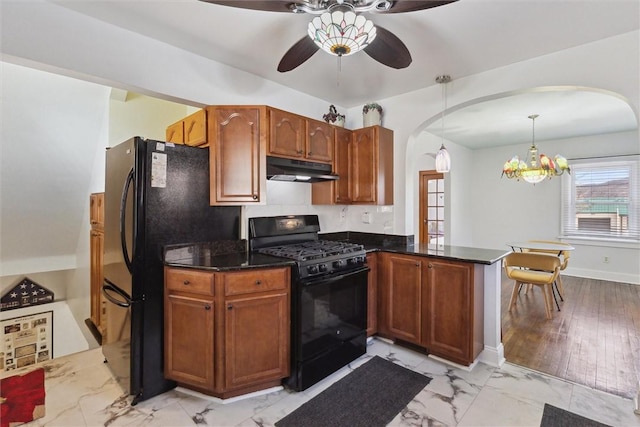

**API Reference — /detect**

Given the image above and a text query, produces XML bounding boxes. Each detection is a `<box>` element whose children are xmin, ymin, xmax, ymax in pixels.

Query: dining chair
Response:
<box><xmin>527</xmin><ymin>240</ymin><xmax>572</xmax><ymax>300</ymax></box>
<box><xmin>504</xmin><ymin>252</ymin><xmax>562</xmax><ymax>319</ymax></box>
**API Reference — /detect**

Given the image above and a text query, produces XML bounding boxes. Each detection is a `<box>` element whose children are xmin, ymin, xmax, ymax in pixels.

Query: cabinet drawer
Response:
<box><xmin>166</xmin><ymin>268</ymin><xmax>214</xmax><ymax>295</ymax></box>
<box><xmin>223</xmin><ymin>268</ymin><xmax>288</xmax><ymax>296</ymax></box>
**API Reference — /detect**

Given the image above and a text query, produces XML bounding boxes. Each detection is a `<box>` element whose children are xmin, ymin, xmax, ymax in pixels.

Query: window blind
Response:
<box><xmin>561</xmin><ymin>155</ymin><xmax>640</xmax><ymax>241</ymax></box>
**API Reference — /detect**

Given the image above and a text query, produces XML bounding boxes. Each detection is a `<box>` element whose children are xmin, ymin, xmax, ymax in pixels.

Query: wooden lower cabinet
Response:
<box><xmin>165</xmin><ymin>293</ymin><xmax>215</xmax><ymax>390</ymax></box>
<box><xmin>164</xmin><ymin>266</ymin><xmax>290</xmax><ymax>398</ymax></box>
<box><xmin>378</xmin><ymin>253</ymin><xmax>423</xmax><ymax>345</ymax></box>
<box><xmin>378</xmin><ymin>252</ymin><xmax>483</xmax><ymax>366</ymax></box>
<box><xmin>89</xmin><ymin>192</ymin><xmax>105</xmax><ymax>336</ymax></box>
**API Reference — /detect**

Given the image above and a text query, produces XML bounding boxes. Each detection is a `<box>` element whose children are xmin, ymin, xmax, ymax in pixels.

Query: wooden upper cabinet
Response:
<box><xmin>352</xmin><ymin>126</ymin><xmax>393</xmax><ymax>205</ymax></box>
<box><xmin>268</xmin><ymin>108</ymin><xmax>333</xmax><ymax>163</ymax></box>
<box><xmin>183</xmin><ymin>109</ymin><xmax>207</xmax><ymax>147</ymax></box>
<box><xmin>166</xmin><ymin>120</ymin><xmax>184</xmax><ymax>144</ymax></box>
<box><xmin>305</xmin><ymin>119</ymin><xmax>333</xmax><ymax>163</ymax></box>
<box><xmin>313</xmin><ymin>126</ymin><xmax>392</xmax><ymax>205</ymax></box>
<box><xmin>166</xmin><ymin>109</ymin><xmax>207</xmax><ymax>147</ymax></box>
<box><xmin>208</xmin><ymin>106</ymin><xmax>266</xmax><ymax>205</ymax></box>
<box><xmin>268</xmin><ymin>108</ymin><xmax>305</xmax><ymax>158</ymax></box>
<box><xmin>333</xmin><ymin>127</ymin><xmax>353</xmax><ymax>203</ymax></box>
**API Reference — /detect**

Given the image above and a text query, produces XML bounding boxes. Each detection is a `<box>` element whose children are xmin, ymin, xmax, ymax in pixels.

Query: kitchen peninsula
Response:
<box><xmin>163</xmin><ymin>232</ymin><xmax>510</xmax><ymax>398</ymax></box>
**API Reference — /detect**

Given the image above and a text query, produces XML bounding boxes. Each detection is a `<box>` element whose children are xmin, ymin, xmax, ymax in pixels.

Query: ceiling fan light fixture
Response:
<box><xmin>308</xmin><ymin>10</ymin><xmax>377</xmax><ymax>57</ymax></box>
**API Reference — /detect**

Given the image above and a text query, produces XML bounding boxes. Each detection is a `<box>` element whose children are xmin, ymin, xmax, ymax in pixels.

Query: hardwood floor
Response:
<box><xmin>501</xmin><ymin>272</ymin><xmax>640</xmax><ymax>399</ymax></box>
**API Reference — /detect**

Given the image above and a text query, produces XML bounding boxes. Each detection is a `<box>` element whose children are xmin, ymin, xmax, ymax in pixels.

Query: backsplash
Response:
<box><xmin>241</xmin><ymin>181</ymin><xmax>396</xmax><ymax>238</ymax></box>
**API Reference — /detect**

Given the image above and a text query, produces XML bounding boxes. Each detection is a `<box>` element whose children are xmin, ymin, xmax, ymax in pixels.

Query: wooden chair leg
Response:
<box><xmin>542</xmin><ymin>284</ymin><xmax>553</xmax><ymax>319</ymax></box>
<box><xmin>556</xmin><ymin>274</ymin><xmax>565</xmax><ymax>299</ymax></box>
<box><xmin>509</xmin><ymin>281</ymin><xmax>520</xmax><ymax>311</ymax></box>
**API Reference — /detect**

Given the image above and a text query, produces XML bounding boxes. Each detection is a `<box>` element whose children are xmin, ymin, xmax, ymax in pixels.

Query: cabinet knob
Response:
<box><xmin>227</xmin><ymin>304</ymin><xmax>233</xmax><ymax>310</ymax></box>
<box><xmin>415</xmin><ymin>263</ymin><xmax>420</xmax><ymax>267</ymax></box>
<box><xmin>252</xmin><ymin>195</ymin><xmax>258</xmax><ymax>200</ymax></box>
<box><xmin>297</xmin><ymin>150</ymin><xmax>304</xmax><ymax>155</ymax></box>
<box><xmin>308</xmin><ymin>152</ymin><xmax>313</xmax><ymax>156</ymax></box>
<box><xmin>428</xmin><ymin>263</ymin><xmax>433</xmax><ymax>268</ymax></box>
<box><xmin>183</xmin><ymin>280</ymin><xmax>190</xmax><ymax>285</ymax></box>
<box><xmin>204</xmin><ymin>304</ymin><xmax>211</xmax><ymax>310</ymax></box>
<box><xmin>255</xmin><ymin>280</ymin><xmax>262</xmax><ymax>285</ymax></box>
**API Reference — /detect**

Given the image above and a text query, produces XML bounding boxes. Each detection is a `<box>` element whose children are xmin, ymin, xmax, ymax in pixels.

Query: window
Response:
<box><xmin>561</xmin><ymin>156</ymin><xmax>639</xmax><ymax>242</ymax></box>
<box><xmin>419</xmin><ymin>171</ymin><xmax>445</xmax><ymax>245</ymax></box>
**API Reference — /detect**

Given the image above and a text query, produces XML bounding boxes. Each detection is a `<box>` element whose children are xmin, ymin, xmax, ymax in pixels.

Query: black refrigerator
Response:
<box><xmin>102</xmin><ymin>137</ymin><xmax>240</xmax><ymax>404</ymax></box>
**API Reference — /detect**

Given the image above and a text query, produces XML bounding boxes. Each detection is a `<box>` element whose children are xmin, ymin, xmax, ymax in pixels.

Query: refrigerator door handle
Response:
<box><xmin>102</xmin><ymin>278</ymin><xmax>132</xmax><ymax>308</ymax></box>
<box><xmin>121</xmin><ymin>168</ymin><xmax>135</xmax><ymax>274</ymax></box>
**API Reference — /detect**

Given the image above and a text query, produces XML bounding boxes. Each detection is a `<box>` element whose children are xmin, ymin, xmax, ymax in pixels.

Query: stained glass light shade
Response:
<box><xmin>308</xmin><ymin>10</ymin><xmax>376</xmax><ymax>57</ymax></box>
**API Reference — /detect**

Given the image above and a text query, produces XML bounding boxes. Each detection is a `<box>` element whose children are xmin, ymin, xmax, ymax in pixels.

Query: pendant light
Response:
<box><xmin>435</xmin><ymin>75</ymin><xmax>451</xmax><ymax>173</ymax></box>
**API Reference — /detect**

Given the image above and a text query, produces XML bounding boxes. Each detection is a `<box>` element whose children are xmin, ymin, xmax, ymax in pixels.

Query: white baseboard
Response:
<box><xmin>564</xmin><ymin>268</ymin><xmax>639</xmax><ymax>285</ymax></box>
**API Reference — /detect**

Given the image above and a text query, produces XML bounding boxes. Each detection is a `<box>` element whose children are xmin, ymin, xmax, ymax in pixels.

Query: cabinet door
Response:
<box><xmin>166</xmin><ymin>120</ymin><xmax>184</xmax><ymax>144</ymax></box>
<box><xmin>306</xmin><ymin>119</ymin><xmax>333</xmax><ymax>163</ymax></box>
<box><xmin>89</xmin><ymin>193</ymin><xmax>104</xmax><ymax>229</ymax></box>
<box><xmin>423</xmin><ymin>260</ymin><xmax>474</xmax><ymax>365</ymax></box>
<box><xmin>268</xmin><ymin>108</ymin><xmax>305</xmax><ymax>158</ymax></box>
<box><xmin>384</xmin><ymin>254</ymin><xmax>422</xmax><ymax>345</ymax></box>
<box><xmin>184</xmin><ymin>109</ymin><xmax>207</xmax><ymax>147</ymax></box>
<box><xmin>224</xmin><ymin>293</ymin><xmax>290</xmax><ymax>390</ymax></box>
<box><xmin>334</xmin><ymin>127</ymin><xmax>352</xmax><ymax>203</ymax></box>
<box><xmin>366</xmin><ymin>253</ymin><xmax>378</xmax><ymax>337</ymax></box>
<box><xmin>209</xmin><ymin>106</ymin><xmax>266</xmax><ymax>204</ymax></box>
<box><xmin>89</xmin><ymin>229</ymin><xmax>104</xmax><ymax>333</ymax></box>
<box><xmin>165</xmin><ymin>293</ymin><xmax>215</xmax><ymax>390</ymax></box>
<box><xmin>351</xmin><ymin>127</ymin><xmax>378</xmax><ymax>203</ymax></box>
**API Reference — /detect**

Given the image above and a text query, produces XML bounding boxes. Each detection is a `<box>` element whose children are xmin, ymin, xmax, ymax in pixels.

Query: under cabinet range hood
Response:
<box><xmin>266</xmin><ymin>156</ymin><xmax>339</xmax><ymax>183</ymax></box>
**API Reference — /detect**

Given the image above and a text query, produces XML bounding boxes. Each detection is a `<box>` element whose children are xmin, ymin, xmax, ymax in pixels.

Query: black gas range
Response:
<box><xmin>249</xmin><ymin>215</ymin><xmax>368</xmax><ymax>391</ymax></box>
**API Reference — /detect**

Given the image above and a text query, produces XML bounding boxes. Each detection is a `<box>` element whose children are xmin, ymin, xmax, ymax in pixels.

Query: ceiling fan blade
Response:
<box><xmin>364</xmin><ymin>25</ymin><xmax>411</xmax><ymax>69</ymax></box>
<box><xmin>278</xmin><ymin>36</ymin><xmax>319</xmax><ymax>72</ymax></box>
<box><xmin>198</xmin><ymin>1</ymin><xmax>293</xmax><ymax>13</ymax></box>
<box><xmin>386</xmin><ymin>0</ymin><xmax>458</xmax><ymax>13</ymax></box>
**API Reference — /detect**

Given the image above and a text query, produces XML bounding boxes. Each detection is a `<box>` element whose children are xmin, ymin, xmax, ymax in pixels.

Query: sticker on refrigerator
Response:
<box><xmin>151</xmin><ymin>152</ymin><xmax>167</xmax><ymax>188</ymax></box>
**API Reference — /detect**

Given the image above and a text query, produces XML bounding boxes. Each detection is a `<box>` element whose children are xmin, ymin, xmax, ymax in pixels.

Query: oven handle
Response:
<box><xmin>300</xmin><ymin>266</ymin><xmax>370</xmax><ymax>287</ymax></box>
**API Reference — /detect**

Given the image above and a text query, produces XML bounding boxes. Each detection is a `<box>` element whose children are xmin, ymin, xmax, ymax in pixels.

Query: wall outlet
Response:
<box><xmin>362</xmin><ymin>212</ymin><xmax>372</xmax><ymax>224</ymax></box>
<box><xmin>603</xmin><ymin>256</ymin><xmax>610</xmax><ymax>263</ymax></box>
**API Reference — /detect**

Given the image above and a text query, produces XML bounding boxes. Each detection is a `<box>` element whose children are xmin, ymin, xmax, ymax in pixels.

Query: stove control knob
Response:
<box><xmin>307</xmin><ymin>265</ymin><xmax>319</xmax><ymax>275</ymax></box>
<box><xmin>348</xmin><ymin>257</ymin><xmax>360</xmax><ymax>265</ymax></box>
<box><xmin>333</xmin><ymin>259</ymin><xmax>346</xmax><ymax>269</ymax></box>
<box><xmin>319</xmin><ymin>264</ymin><xmax>328</xmax><ymax>272</ymax></box>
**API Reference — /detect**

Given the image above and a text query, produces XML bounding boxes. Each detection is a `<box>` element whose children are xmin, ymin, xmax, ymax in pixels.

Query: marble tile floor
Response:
<box><xmin>7</xmin><ymin>338</ymin><xmax>640</xmax><ymax>427</ymax></box>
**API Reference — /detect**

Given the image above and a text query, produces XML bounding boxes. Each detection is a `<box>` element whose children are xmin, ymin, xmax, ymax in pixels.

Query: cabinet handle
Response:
<box><xmin>255</xmin><ymin>280</ymin><xmax>262</xmax><ymax>285</ymax></box>
<box><xmin>415</xmin><ymin>263</ymin><xmax>420</xmax><ymax>267</ymax></box>
<box><xmin>183</xmin><ymin>280</ymin><xmax>190</xmax><ymax>285</ymax></box>
<box><xmin>308</xmin><ymin>152</ymin><xmax>313</xmax><ymax>156</ymax></box>
<box><xmin>204</xmin><ymin>304</ymin><xmax>211</xmax><ymax>310</ymax></box>
<box><xmin>428</xmin><ymin>263</ymin><xmax>433</xmax><ymax>268</ymax></box>
<box><xmin>227</xmin><ymin>304</ymin><xmax>233</xmax><ymax>310</ymax></box>
<box><xmin>297</xmin><ymin>150</ymin><xmax>304</xmax><ymax>155</ymax></box>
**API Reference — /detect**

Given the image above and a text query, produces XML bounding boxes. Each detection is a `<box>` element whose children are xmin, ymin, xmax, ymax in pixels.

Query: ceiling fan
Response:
<box><xmin>200</xmin><ymin>0</ymin><xmax>457</xmax><ymax>72</ymax></box>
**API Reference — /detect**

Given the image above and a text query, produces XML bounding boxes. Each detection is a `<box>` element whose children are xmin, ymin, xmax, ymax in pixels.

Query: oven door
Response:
<box><xmin>296</xmin><ymin>266</ymin><xmax>369</xmax><ymax>362</ymax></box>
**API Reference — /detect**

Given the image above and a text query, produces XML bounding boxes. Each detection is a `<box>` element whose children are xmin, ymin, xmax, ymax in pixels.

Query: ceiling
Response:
<box><xmin>51</xmin><ymin>0</ymin><xmax>639</xmax><ymax>147</ymax></box>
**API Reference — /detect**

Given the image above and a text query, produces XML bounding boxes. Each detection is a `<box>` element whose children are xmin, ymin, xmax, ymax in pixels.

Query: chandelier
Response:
<box><xmin>308</xmin><ymin>5</ymin><xmax>376</xmax><ymax>57</ymax></box>
<box><xmin>502</xmin><ymin>114</ymin><xmax>570</xmax><ymax>184</ymax></box>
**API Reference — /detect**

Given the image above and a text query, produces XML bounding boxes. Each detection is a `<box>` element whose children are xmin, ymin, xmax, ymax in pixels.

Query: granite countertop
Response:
<box><xmin>367</xmin><ymin>243</ymin><xmax>510</xmax><ymax>265</ymax></box>
<box><xmin>163</xmin><ymin>240</ymin><xmax>294</xmax><ymax>271</ymax></box>
<box><xmin>321</xmin><ymin>231</ymin><xmax>510</xmax><ymax>265</ymax></box>
<box><xmin>163</xmin><ymin>234</ymin><xmax>510</xmax><ymax>270</ymax></box>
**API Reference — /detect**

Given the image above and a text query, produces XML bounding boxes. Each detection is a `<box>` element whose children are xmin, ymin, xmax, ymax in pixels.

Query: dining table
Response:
<box><xmin>506</xmin><ymin>241</ymin><xmax>575</xmax><ymax>255</ymax></box>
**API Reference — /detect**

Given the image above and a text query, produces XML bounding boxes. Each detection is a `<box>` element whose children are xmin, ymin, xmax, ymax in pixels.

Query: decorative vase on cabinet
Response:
<box><xmin>363</xmin><ymin>103</ymin><xmax>383</xmax><ymax>127</ymax></box>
